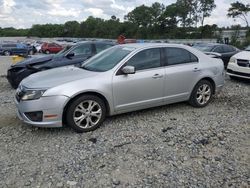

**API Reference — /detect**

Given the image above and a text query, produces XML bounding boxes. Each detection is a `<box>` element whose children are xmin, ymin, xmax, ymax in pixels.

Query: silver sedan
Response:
<box><xmin>15</xmin><ymin>43</ymin><xmax>225</xmax><ymax>132</ymax></box>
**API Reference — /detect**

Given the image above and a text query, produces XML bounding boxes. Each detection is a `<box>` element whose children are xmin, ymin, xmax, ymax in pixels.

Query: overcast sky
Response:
<box><xmin>0</xmin><ymin>0</ymin><xmax>249</xmax><ymax>29</ymax></box>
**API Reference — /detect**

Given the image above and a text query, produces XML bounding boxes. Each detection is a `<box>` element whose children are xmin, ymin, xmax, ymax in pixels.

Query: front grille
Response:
<box><xmin>237</xmin><ymin>59</ymin><xmax>250</xmax><ymax>67</ymax></box>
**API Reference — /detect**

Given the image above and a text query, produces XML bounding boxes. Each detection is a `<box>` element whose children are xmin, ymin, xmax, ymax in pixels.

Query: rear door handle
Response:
<box><xmin>193</xmin><ymin>68</ymin><xmax>201</xmax><ymax>72</ymax></box>
<box><xmin>152</xmin><ymin>74</ymin><xmax>163</xmax><ymax>79</ymax></box>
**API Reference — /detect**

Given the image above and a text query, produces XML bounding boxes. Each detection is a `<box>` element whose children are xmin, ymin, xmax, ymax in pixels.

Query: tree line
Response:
<box><xmin>0</xmin><ymin>0</ymin><xmax>249</xmax><ymax>40</ymax></box>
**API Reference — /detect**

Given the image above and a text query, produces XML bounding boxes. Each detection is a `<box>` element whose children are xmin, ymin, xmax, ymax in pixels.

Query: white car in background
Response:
<box><xmin>227</xmin><ymin>51</ymin><xmax>250</xmax><ymax>80</ymax></box>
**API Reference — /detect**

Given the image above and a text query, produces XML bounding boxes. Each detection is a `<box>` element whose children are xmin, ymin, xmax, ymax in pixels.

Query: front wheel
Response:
<box><xmin>4</xmin><ymin>51</ymin><xmax>11</xmax><ymax>56</ymax></box>
<box><xmin>29</xmin><ymin>50</ymin><xmax>34</xmax><ymax>55</ymax></box>
<box><xmin>45</xmin><ymin>50</ymin><xmax>50</xmax><ymax>54</ymax></box>
<box><xmin>66</xmin><ymin>95</ymin><xmax>106</xmax><ymax>133</ymax></box>
<box><xmin>189</xmin><ymin>80</ymin><xmax>213</xmax><ymax>107</ymax></box>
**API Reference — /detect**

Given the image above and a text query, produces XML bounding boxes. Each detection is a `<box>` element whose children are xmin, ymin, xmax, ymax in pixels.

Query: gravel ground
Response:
<box><xmin>0</xmin><ymin>57</ymin><xmax>249</xmax><ymax>188</ymax></box>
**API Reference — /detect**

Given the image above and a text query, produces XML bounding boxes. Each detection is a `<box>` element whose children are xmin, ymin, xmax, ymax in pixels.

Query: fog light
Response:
<box><xmin>25</xmin><ymin>111</ymin><xmax>43</xmax><ymax>122</ymax></box>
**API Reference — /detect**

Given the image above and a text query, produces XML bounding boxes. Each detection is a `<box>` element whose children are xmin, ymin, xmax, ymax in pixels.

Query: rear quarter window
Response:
<box><xmin>164</xmin><ymin>47</ymin><xmax>198</xmax><ymax>65</ymax></box>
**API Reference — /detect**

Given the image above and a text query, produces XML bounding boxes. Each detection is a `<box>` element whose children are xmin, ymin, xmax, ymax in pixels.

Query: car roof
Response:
<box><xmin>77</xmin><ymin>41</ymin><xmax>115</xmax><ymax>45</ymax></box>
<box><xmin>116</xmin><ymin>43</ymin><xmax>188</xmax><ymax>49</ymax></box>
<box><xmin>193</xmin><ymin>43</ymin><xmax>228</xmax><ymax>47</ymax></box>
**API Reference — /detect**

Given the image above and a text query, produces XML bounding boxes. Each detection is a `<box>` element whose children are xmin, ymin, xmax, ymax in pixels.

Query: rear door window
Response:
<box><xmin>164</xmin><ymin>47</ymin><xmax>198</xmax><ymax>66</ymax></box>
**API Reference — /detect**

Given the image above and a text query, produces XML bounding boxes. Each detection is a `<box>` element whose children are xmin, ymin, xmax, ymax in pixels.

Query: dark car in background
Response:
<box><xmin>0</xmin><ymin>43</ymin><xmax>36</xmax><ymax>56</ymax></box>
<box><xmin>7</xmin><ymin>41</ymin><xmax>115</xmax><ymax>88</ymax></box>
<box><xmin>41</xmin><ymin>42</ymin><xmax>64</xmax><ymax>54</ymax></box>
<box><xmin>193</xmin><ymin>43</ymin><xmax>239</xmax><ymax>68</ymax></box>
<box><xmin>245</xmin><ymin>45</ymin><xmax>250</xmax><ymax>51</ymax></box>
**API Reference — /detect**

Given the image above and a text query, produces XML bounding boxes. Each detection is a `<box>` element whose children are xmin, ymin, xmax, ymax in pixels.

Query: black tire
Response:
<box><xmin>189</xmin><ymin>80</ymin><xmax>213</xmax><ymax>108</ymax></box>
<box><xmin>66</xmin><ymin>95</ymin><xmax>106</xmax><ymax>133</ymax></box>
<box><xmin>4</xmin><ymin>51</ymin><xmax>11</xmax><ymax>56</ymax></box>
<box><xmin>45</xmin><ymin>50</ymin><xmax>50</xmax><ymax>54</ymax></box>
<box><xmin>29</xmin><ymin>50</ymin><xmax>34</xmax><ymax>55</ymax></box>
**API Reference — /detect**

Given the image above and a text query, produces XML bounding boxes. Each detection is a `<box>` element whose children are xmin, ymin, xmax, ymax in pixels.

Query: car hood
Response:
<box><xmin>21</xmin><ymin>66</ymin><xmax>99</xmax><ymax>89</ymax></box>
<box><xmin>13</xmin><ymin>54</ymin><xmax>54</xmax><ymax>67</ymax></box>
<box><xmin>233</xmin><ymin>51</ymin><xmax>250</xmax><ymax>60</ymax></box>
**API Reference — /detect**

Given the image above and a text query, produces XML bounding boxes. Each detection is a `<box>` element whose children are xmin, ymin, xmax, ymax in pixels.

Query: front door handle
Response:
<box><xmin>152</xmin><ymin>74</ymin><xmax>163</xmax><ymax>79</ymax></box>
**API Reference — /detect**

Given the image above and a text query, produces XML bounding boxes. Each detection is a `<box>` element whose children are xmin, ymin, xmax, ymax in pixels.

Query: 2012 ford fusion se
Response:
<box><xmin>15</xmin><ymin>43</ymin><xmax>224</xmax><ymax>132</ymax></box>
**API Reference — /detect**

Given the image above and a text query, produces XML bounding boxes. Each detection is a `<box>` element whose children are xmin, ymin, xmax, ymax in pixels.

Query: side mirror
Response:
<box><xmin>66</xmin><ymin>53</ymin><xmax>74</xmax><ymax>59</ymax></box>
<box><xmin>121</xmin><ymin>66</ymin><xmax>135</xmax><ymax>74</ymax></box>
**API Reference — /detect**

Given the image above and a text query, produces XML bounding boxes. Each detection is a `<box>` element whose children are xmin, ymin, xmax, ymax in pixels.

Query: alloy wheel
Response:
<box><xmin>4</xmin><ymin>51</ymin><xmax>10</xmax><ymax>56</ymax></box>
<box><xmin>73</xmin><ymin>100</ymin><xmax>102</xmax><ymax>129</ymax></box>
<box><xmin>196</xmin><ymin>84</ymin><xmax>211</xmax><ymax>105</ymax></box>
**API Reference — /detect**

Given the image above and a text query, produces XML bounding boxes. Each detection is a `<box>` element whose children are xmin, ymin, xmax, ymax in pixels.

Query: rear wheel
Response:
<box><xmin>189</xmin><ymin>80</ymin><xmax>213</xmax><ymax>107</ymax></box>
<box><xmin>66</xmin><ymin>95</ymin><xmax>106</xmax><ymax>133</ymax></box>
<box><xmin>45</xmin><ymin>50</ymin><xmax>50</xmax><ymax>54</ymax></box>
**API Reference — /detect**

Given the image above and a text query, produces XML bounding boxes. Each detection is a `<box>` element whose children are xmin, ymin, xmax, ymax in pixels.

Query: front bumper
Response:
<box><xmin>7</xmin><ymin>68</ymin><xmax>36</xmax><ymax>89</ymax></box>
<box><xmin>227</xmin><ymin>62</ymin><xmax>250</xmax><ymax>79</ymax></box>
<box><xmin>15</xmin><ymin>95</ymin><xmax>70</xmax><ymax>128</ymax></box>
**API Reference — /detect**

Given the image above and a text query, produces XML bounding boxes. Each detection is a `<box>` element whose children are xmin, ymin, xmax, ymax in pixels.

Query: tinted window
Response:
<box><xmin>2</xmin><ymin>44</ymin><xmax>16</xmax><ymax>48</ymax></box>
<box><xmin>126</xmin><ymin>48</ymin><xmax>161</xmax><ymax>71</ymax></box>
<box><xmin>223</xmin><ymin>45</ymin><xmax>235</xmax><ymax>52</ymax></box>
<box><xmin>165</xmin><ymin>48</ymin><xmax>198</xmax><ymax>65</ymax></box>
<box><xmin>48</xmin><ymin>44</ymin><xmax>56</xmax><ymax>47</ymax></box>
<box><xmin>212</xmin><ymin>46</ymin><xmax>224</xmax><ymax>53</ymax></box>
<box><xmin>70</xmin><ymin>44</ymin><xmax>92</xmax><ymax>55</ymax></box>
<box><xmin>193</xmin><ymin>44</ymin><xmax>214</xmax><ymax>52</ymax></box>
<box><xmin>95</xmin><ymin>43</ymin><xmax>113</xmax><ymax>53</ymax></box>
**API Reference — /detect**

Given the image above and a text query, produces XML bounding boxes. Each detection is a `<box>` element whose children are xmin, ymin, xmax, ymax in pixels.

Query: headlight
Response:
<box><xmin>229</xmin><ymin>57</ymin><xmax>236</xmax><ymax>64</ymax></box>
<box><xmin>21</xmin><ymin>90</ymin><xmax>46</xmax><ymax>101</ymax></box>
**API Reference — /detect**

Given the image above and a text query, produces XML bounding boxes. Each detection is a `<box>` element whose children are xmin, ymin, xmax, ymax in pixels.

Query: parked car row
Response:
<box><xmin>0</xmin><ymin>41</ymin><xmax>68</xmax><ymax>56</ymax></box>
<box><xmin>0</xmin><ymin>43</ymin><xmax>37</xmax><ymax>56</ymax></box>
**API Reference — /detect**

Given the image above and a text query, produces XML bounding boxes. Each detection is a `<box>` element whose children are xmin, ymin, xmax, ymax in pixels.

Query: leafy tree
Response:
<box><xmin>198</xmin><ymin>0</ymin><xmax>216</xmax><ymax>27</ymax></box>
<box><xmin>158</xmin><ymin>3</ymin><xmax>178</xmax><ymax>37</ymax></box>
<box><xmin>197</xmin><ymin>0</ymin><xmax>216</xmax><ymax>38</ymax></box>
<box><xmin>175</xmin><ymin>0</ymin><xmax>196</xmax><ymax>28</ymax></box>
<box><xmin>124</xmin><ymin>5</ymin><xmax>152</xmax><ymax>28</ymax></box>
<box><xmin>150</xmin><ymin>2</ymin><xmax>165</xmax><ymax>26</ymax></box>
<box><xmin>64</xmin><ymin>21</ymin><xmax>80</xmax><ymax>37</ymax></box>
<box><xmin>228</xmin><ymin>1</ymin><xmax>250</xmax><ymax>27</ymax></box>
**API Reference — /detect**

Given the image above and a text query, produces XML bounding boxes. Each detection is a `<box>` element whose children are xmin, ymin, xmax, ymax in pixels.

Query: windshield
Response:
<box><xmin>193</xmin><ymin>44</ymin><xmax>214</xmax><ymax>52</ymax></box>
<box><xmin>81</xmin><ymin>46</ymin><xmax>134</xmax><ymax>72</ymax></box>
<box><xmin>54</xmin><ymin>45</ymin><xmax>72</xmax><ymax>57</ymax></box>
